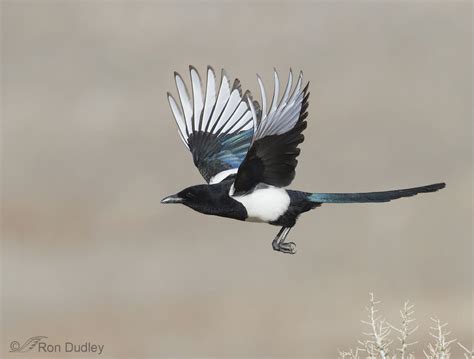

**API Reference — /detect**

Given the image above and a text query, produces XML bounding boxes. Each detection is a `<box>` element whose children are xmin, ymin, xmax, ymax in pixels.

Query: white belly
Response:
<box><xmin>232</xmin><ymin>186</ymin><xmax>290</xmax><ymax>223</ymax></box>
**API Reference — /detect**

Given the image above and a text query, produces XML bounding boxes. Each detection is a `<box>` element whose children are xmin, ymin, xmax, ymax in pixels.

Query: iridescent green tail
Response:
<box><xmin>308</xmin><ymin>183</ymin><xmax>445</xmax><ymax>203</ymax></box>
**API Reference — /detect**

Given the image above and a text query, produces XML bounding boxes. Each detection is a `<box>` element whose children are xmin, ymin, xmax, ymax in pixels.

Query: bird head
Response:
<box><xmin>161</xmin><ymin>184</ymin><xmax>211</xmax><ymax>209</ymax></box>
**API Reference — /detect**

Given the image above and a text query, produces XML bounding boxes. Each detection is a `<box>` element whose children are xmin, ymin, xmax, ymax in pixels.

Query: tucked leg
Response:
<box><xmin>272</xmin><ymin>227</ymin><xmax>296</xmax><ymax>254</ymax></box>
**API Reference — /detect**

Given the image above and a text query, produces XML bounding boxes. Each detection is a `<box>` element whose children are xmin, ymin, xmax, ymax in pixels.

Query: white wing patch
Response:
<box><xmin>249</xmin><ymin>69</ymin><xmax>305</xmax><ymax>142</ymax></box>
<box><xmin>209</xmin><ymin>168</ymin><xmax>238</xmax><ymax>184</ymax></box>
<box><xmin>167</xmin><ymin>66</ymin><xmax>254</xmax><ymax>145</ymax></box>
<box><xmin>232</xmin><ymin>186</ymin><xmax>290</xmax><ymax>223</ymax></box>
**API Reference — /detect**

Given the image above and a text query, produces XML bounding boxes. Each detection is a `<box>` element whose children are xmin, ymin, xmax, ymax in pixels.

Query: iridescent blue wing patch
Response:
<box><xmin>188</xmin><ymin>128</ymin><xmax>253</xmax><ymax>183</ymax></box>
<box><xmin>167</xmin><ymin>66</ymin><xmax>259</xmax><ymax>183</ymax></box>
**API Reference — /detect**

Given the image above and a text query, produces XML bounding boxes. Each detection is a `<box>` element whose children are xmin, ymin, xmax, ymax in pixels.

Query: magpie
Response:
<box><xmin>162</xmin><ymin>66</ymin><xmax>445</xmax><ymax>254</ymax></box>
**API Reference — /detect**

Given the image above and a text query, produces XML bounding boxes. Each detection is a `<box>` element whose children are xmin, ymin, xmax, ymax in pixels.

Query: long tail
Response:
<box><xmin>308</xmin><ymin>183</ymin><xmax>445</xmax><ymax>204</ymax></box>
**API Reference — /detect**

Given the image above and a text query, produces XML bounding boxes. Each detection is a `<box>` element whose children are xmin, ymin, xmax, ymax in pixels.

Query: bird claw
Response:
<box><xmin>272</xmin><ymin>241</ymin><xmax>297</xmax><ymax>254</ymax></box>
<box><xmin>279</xmin><ymin>242</ymin><xmax>296</xmax><ymax>254</ymax></box>
<box><xmin>272</xmin><ymin>227</ymin><xmax>296</xmax><ymax>254</ymax></box>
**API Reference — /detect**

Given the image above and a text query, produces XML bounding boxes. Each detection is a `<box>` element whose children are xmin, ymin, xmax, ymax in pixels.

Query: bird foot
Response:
<box><xmin>272</xmin><ymin>240</ymin><xmax>297</xmax><ymax>254</ymax></box>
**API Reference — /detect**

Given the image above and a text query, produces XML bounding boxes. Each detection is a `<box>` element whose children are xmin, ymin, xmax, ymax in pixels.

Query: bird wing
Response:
<box><xmin>232</xmin><ymin>69</ymin><xmax>309</xmax><ymax>195</ymax></box>
<box><xmin>167</xmin><ymin>66</ymin><xmax>258</xmax><ymax>183</ymax></box>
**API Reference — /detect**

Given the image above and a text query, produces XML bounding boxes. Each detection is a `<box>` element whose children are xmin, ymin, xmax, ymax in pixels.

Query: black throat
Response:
<box><xmin>183</xmin><ymin>181</ymin><xmax>248</xmax><ymax>221</ymax></box>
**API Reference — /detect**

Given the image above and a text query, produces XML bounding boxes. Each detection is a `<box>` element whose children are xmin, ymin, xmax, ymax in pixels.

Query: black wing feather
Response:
<box><xmin>167</xmin><ymin>66</ymin><xmax>255</xmax><ymax>183</ymax></box>
<box><xmin>188</xmin><ymin>129</ymin><xmax>253</xmax><ymax>182</ymax></box>
<box><xmin>233</xmin><ymin>76</ymin><xmax>309</xmax><ymax>194</ymax></box>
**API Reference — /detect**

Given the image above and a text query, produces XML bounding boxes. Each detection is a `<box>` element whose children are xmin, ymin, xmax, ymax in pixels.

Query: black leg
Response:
<box><xmin>272</xmin><ymin>227</ymin><xmax>286</xmax><ymax>251</ymax></box>
<box><xmin>272</xmin><ymin>227</ymin><xmax>296</xmax><ymax>254</ymax></box>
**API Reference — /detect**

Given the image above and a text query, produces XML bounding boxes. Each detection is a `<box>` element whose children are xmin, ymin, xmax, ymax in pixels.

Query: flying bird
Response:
<box><xmin>162</xmin><ymin>66</ymin><xmax>445</xmax><ymax>254</ymax></box>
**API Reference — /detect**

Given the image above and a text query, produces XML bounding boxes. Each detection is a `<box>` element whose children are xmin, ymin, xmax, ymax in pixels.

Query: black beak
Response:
<box><xmin>161</xmin><ymin>194</ymin><xmax>184</xmax><ymax>204</ymax></box>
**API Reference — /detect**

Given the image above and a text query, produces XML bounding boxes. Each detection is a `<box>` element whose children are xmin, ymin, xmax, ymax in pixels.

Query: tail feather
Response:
<box><xmin>308</xmin><ymin>183</ymin><xmax>445</xmax><ymax>204</ymax></box>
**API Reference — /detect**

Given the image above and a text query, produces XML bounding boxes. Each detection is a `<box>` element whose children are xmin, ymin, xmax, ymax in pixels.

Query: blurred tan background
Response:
<box><xmin>1</xmin><ymin>1</ymin><xmax>472</xmax><ymax>358</ymax></box>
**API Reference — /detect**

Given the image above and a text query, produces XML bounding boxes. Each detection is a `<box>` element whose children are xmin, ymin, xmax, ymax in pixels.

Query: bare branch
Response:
<box><xmin>338</xmin><ymin>295</ymin><xmax>468</xmax><ymax>359</ymax></box>
<box><xmin>423</xmin><ymin>318</ymin><xmax>456</xmax><ymax>359</ymax></box>
<box><xmin>457</xmin><ymin>342</ymin><xmax>473</xmax><ymax>359</ymax></box>
<box><xmin>389</xmin><ymin>300</ymin><xmax>418</xmax><ymax>359</ymax></box>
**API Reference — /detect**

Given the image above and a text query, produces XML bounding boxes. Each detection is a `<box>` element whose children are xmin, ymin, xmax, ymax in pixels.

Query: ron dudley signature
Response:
<box><xmin>10</xmin><ymin>336</ymin><xmax>104</xmax><ymax>355</ymax></box>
